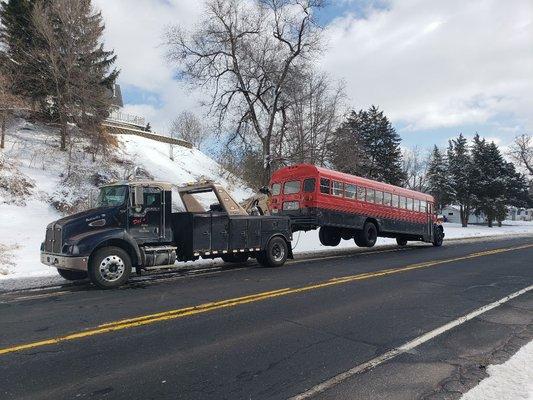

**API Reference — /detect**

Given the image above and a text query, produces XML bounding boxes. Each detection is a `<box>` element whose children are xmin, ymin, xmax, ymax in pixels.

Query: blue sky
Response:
<box><xmin>96</xmin><ymin>0</ymin><xmax>533</xmax><ymax>153</ymax></box>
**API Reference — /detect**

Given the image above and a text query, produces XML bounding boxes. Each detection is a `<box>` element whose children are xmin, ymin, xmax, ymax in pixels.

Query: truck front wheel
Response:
<box><xmin>257</xmin><ymin>237</ymin><xmax>288</xmax><ymax>268</ymax></box>
<box><xmin>57</xmin><ymin>268</ymin><xmax>87</xmax><ymax>281</ymax></box>
<box><xmin>89</xmin><ymin>246</ymin><xmax>132</xmax><ymax>289</ymax></box>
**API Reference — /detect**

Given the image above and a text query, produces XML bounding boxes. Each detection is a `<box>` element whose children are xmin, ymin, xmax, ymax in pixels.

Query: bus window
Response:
<box><xmin>407</xmin><ymin>198</ymin><xmax>414</xmax><ymax>210</ymax></box>
<box><xmin>357</xmin><ymin>186</ymin><xmax>366</xmax><ymax>201</ymax></box>
<box><xmin>375</xmin><ymin>190</ymin><xmax>383</xmax><ymax>204</ymax></box>
<box><xmin>332</xmin><ymin>181</ymin><xmax>344</xmax><ymax>197</ymax></box>
<box><xmin>272</xmin><ymin>183</ymin><xmax>281</xmax><ymax>195</ymax></box>
<box><xmin>414</xmin><ymin>199</ymin><xmax>420</xmax><ymax>212</ymax></box>
<box><xmin>399</xmin><ymin>196</ymin><xmax>406</xmax><ymax>209</ymax></box>
<box><xmin>384</xmin><ymin>192</ymin><xmax>392</xmax><ymax>206</ymax></box>
<box><xmin>345</xmin><ymin>184</ymin><xmax>356</xmax><ymax>199</ymax></box>
<box><xmin>320</xmin><ymin>178</ymin><xmax>330</xmax><ymax>194</ymax></box>
<box><xmin>392</xmin><ymin>194</ymin><xmax>399</xmax><ymax>208</ymax></box>
<box><xmin>284</xmin><ymin>181</ymin><xmax>301</xmax><ymax>194</ymax></box>
<box><xmin>367</xmin><ymin>188</ymin><xmax>375</xmax><ymax>203</ymax></box>
<box><xmin>420</xmin><ymin>200</ymin><xmax>427</xmax><ymax>213</ymax></box>
<box><xmin>303</xmin><ymin>178</ymin><xmax>316</xmax><ymax>193</ymax></box>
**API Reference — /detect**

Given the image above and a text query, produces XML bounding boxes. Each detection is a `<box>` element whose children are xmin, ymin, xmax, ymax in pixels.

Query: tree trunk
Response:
<box><xmin>460</xmin><ymin>205</ymin><xmax>468</xmax><ymax>227</ymax></box>
<box><xmin>497</xmin><ymin>220</ymin><xmax>502</xmax><ymax>227</ymax></box>
<box><xmin>0</xmin><ymin>113</ymin><xmax>5</xmax><ymax>149</ymax></box>
<box><xmin>487</xmin><ymin>218</ymin><xmax>493</xmax><ymax>228</ymax></box>
<box><xmin>60</xmin><ymin>122</ymin><xmax>67</xmax><ymax>151</ymax></box>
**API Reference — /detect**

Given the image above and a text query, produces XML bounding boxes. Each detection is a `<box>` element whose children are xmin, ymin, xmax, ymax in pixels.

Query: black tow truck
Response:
<box><xmin>41</xmin><ymin>180</ymin><xmax>292</xmax><ymax>288</ymax></box>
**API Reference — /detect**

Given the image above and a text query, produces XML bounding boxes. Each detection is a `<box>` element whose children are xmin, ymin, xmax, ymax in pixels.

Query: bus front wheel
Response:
<box><xmin>319</xmin><ymin>227</ymin><xmax>341</xmax><ymax>247</ymax></box>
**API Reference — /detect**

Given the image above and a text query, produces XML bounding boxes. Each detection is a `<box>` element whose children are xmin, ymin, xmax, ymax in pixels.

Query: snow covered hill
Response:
<box><xmin>0</xmin><ymin>119</ymin><xmax>251</xmax><ymax>279</ymax></box>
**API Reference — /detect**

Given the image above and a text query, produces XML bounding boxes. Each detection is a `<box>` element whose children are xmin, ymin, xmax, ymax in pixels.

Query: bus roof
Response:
<box><xmin>271</xmin><ymin>164</ymin><xmax>434</xmax><ymax>202</ymax></box>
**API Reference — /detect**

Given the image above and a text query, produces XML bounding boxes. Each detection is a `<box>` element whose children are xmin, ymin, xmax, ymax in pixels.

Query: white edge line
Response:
<box><xmin>290</xmin><ymin>284</ymin><xmax>533</xmax><ymax>400</ymax></box>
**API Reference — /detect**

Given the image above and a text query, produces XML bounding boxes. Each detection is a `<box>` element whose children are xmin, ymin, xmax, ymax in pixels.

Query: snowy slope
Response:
<box><xmin>0</xmin><ymin>120</ymin><xmax>251</xmax><ymax>279</ymax></box>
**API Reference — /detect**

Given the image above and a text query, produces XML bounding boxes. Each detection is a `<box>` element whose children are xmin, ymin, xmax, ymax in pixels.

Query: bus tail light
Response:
<box><xmin>283</xmin><ymin>201</ymin><xmax>300</xmax><ymax>211</ymax></box>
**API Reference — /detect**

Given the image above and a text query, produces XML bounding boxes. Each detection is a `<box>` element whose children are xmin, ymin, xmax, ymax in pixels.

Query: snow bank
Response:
<box><xmin>461</xmin><ymin>340</ymin><xmax>533</xmax><ymax>400</ymax></box>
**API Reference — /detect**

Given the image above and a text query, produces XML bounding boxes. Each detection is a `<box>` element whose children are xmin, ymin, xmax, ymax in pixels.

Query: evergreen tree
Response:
<box><xmin>426</xmin><ymin>146</ymin><xmax>453</xmax><ymax>212</ymax></box>
<box><xmin>30</xmin><ymin>0</ymin><xmax>119</xmax><ymax>150</ymax></box>
<box><xmin>330</xmin><ymin>106</ymin><xmax>406</xmax><ymax>185</ymax></box>
<box><xmin>0</xmin><ymin>0</ymin><xmax>46</xmax><ymax>104</ymax></box>
<box><xmin>447</xmin><ymin>134</ymin><xmax>474</xmax><ymax>227</ymax></box>
<box><xmin>145</xmin><ymin>123</ymin><xmax>152</xmax><ymax>132</ymax></box>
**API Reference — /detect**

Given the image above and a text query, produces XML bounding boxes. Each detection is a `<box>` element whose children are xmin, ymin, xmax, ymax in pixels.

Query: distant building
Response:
<box><xmin>507</xmin><ymin>206</ymin><xmax>533</xmax><ymax>221</ymax></box>
<box><xmin>441</xmin><ymin>205</ymin><xmax>485</xmax><ymax>224</ymax></box>
<box><xmin>106</xmin><ymin>84</ymin><xmax>146</xmax><ymax>130</ymax></box>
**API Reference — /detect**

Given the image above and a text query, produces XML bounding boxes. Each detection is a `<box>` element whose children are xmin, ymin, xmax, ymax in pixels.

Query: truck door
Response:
<box><xmin>129</xmin><ymin>187</ymin><xmax>163</xmax><ymax>243</ymax></box>
<box><xmin>211</xmin><ymin>214</ymin><xmax>229</xmax><ymax>252</ymax></box>
<box><xmin>229</xmin><ymin>218</ymin><xmax>248</xmax><ymax>250</ymax></box>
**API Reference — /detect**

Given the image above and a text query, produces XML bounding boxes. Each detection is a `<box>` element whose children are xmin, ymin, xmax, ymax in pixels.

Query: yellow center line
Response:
<box><xmin>1</xmin><ymin>243</ymin><xmax>532</xmax><ymax>357</ymax></box>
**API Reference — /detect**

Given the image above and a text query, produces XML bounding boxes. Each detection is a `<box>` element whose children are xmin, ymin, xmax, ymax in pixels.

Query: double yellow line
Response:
<box><xmin>1</xmin><ymin>243</ymin><xmax>532</xmax><ymax>356</ymax></box>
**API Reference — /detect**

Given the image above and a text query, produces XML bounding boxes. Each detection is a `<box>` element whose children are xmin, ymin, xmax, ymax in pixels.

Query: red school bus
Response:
<box><xmin>269</xmin><ymin>164</ymin><xmax>444</xmax><ymax>247</ymax></box>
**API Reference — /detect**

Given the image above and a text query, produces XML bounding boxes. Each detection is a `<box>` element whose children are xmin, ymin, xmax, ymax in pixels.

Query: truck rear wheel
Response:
<box><xmin>57</xmin><ymin>268</ymin><xmax>87</xmax><ymax>281</ymax></box>
<box><xmin>257</xmin><ymin>236</ymin><xmax>288</xmax><ymax>268</ymax></box>
<box><xmin>89</xmin><ymin>246</ymin><xmax>132</xmax><ymax>289</ymax></box>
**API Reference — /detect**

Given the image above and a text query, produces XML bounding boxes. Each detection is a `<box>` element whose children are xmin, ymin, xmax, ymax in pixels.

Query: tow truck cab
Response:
<box><xmin>41</xmin><ymin>180</ymin><xmax>292</xmax><ymax>288</ymax></box>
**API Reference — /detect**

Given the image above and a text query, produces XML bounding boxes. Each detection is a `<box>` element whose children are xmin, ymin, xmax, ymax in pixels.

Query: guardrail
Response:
<box><xmin>102</xmin><ymin>121</ymin><xmax>193</xmax><ymax>149</ymax></box>
<box><xmin>106</xmin><ymin>110</ymin><xmax>146</xmax><ymax>128</ymax></box>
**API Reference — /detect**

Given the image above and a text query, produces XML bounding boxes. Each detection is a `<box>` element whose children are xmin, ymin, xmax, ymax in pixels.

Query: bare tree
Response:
<box><xmin>402</xmin><ymin>146</ymin><xmax>429</xmax><ymax>191</ymax></box>
<box><xmin>166</xmin><ymin>0</ymin><xmax>323</xmax><ymax>184</ymax></box>
<box><xmin>169</xmin><ymin>111</ymin><xmax>207</xmax><ymax>149</ymax></box>
<box><xmin>281</xmin><ymin>70</ymin><xmax>345</xmax><ymax>167</ymax></box>
<box><xmin>509</xmin><ymin>134</ymin><xmax>533</xmax><ymax>176</ymax></box>
<box><xmin>0</xmin><ymin>68</ymin><xmax>26</xmax><ymax>149</ymax></box>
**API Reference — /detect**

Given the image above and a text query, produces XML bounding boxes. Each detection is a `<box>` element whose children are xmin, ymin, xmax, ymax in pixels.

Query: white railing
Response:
<box><xmin>106</xmin><ymin>109</ymin><xmax>146</xmax><ymax>128</ymax></box>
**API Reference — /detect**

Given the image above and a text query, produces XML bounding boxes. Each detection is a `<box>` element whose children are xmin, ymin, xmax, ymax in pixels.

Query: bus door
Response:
<box><xmin>427</xmin><ymin>202</ymin><xmax>433</xmax><ymax>239</ymax></box>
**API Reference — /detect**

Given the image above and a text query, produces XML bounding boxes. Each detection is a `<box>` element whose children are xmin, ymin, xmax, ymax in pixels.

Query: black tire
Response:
<box><xmin>359</xmin><ymin>222</ymin><xmax>378</xmax><ymax>247</ymax></box>
<box><xmin>257</xmin><ymin>236</ymin><xmax>288</xmax><ymax>268</ymax></box>
<box><xmin>88</xmin><ymin>246</ymin><xmax>132</xmax><ymax>289</ymax></box>
<box><xmin>433</xmin><ymin>225</ymin><xmax>444</xmax><ymax>247</ymax></box>
<box><xmin>396</xmin><ymin>237</ymin><xmax>408</xmax><ymax>246</ymax></box>
<box><xmin>57</xmin><ymin>268</ymin><xmax>87</xmax><ymax>281</ymax></box>
<box><xmin>353</xmin><ymin>232</ymin><xmax>365</xmax><ymax>247</ymax></box>
<box><xmin>318</xmin><ymin>227</ymin><xmax>341</xmax><ymax>247</ymax></box>
<box><xmin>221</xmin><ymin>253</ymin><xmax>249</xmax><ymax>263</ymax></box>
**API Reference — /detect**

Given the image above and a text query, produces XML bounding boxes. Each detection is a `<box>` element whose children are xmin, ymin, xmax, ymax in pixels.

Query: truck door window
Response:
<box><xmin>303</xmin><ymin>178</ymin><xmax>316</xmax><ymax>193</ymax></box>
<box><xmin>284</xmin><ymin>180</ymin><xmax>301</xmax><ymax>194</ymax></box>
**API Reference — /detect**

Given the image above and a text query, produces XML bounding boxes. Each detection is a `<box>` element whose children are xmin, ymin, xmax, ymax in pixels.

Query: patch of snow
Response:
<box><xmin>461</xmin><ymin>340</ymin><xmax>533</xmax><ymax>400</ymax></box>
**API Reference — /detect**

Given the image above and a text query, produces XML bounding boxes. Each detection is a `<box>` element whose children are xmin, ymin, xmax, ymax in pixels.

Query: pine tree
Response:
<box><xmin>145</xmin><ymin>123</ymin><xmax>152</xmax><ymax>132</ymax></box>
<box><xmin>447</xmin><ymin>134</ymin><xmax>474</xmax><ymax>227</ymax></box>
<box><xmin>426</xmin><ymin>146</ymin><xmax>453</xmax><ymax>212</ymax></box>
<box><xmin>330</xmin><ymin>106</ymin><xmax>406</xmax><ymax>185</ymax></box>
<box><xmin>30</xmin><ymin>0</ymin><xmax>119</xmax><ymax>150</ymax></box>
<box><xmin>0</xmin><ymin>0</ymin><xmax>46</xmax><ymax>105</ymax></box>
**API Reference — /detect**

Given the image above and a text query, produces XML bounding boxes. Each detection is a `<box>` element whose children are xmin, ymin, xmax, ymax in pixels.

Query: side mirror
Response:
<box><xmin>259</xmin><ymin>186</ymin><xmax>270</xmax><ymax>195</ymax></box>
<box><xmin>134</xmin><ymin>186</ymin><xmax>144</xmax><ymax>207</ymax></box>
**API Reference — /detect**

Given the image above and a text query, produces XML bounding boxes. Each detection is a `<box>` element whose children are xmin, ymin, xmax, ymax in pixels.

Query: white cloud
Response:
<box><xmin>94</xmin><ymin>0</ymin><xmax>533</xmax><ymax>143</ymax></box>
<box><xmin>93</xmin><ymin>0</ymin><xmax>204</xmax><ymax>132</ymax></box>
<box><xmin>320</xmin><ymin>0</ymin><xmax>533</xmax><ymax>135</ymax></box>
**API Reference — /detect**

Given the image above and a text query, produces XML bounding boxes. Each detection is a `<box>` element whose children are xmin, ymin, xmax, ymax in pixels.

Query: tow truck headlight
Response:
<box><xmin>283</xmin><ymin>201</ymin><xmax>300</xmax><ymax>211</ymax></box>
<box><xmin>62</xmin><ymin>245</ymin><xmax>80</xmax><ymax>255</ymax></box>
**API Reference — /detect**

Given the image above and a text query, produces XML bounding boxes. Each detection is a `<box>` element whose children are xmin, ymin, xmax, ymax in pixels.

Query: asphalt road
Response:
<box><xmin>1</xmin><ymin>235</ymin><xmax>532</xmax><ymax>400</ymax></box>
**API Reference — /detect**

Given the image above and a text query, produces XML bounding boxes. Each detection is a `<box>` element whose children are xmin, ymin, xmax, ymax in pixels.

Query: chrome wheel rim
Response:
<box><xmin>271</xmin><ymin>243</ymin><xmax>285</xmax><ymax>262</ymax></box>
<box><xmin>99</xmin><ymin>255</ymin><xmax>125</xmax><ymax>282</ymax></box>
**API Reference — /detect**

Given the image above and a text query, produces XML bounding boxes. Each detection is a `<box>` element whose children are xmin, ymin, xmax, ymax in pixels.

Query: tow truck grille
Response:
<box><xmin>45</xmin><ymin>224</ymin><xmax>62</xmax><ymax>254</ymax></box>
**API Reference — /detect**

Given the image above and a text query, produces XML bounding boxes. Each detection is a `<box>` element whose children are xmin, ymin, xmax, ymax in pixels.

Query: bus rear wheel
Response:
<box><xmin>432</xmin><ymin>225</ymin><xmax>444</xmax><ymax>247</ymax></box>
<box><xmin>358</xmin><ymin>222</ymin><xmax>378</xmax><ymax>247</ymax></box>
<box><xmin>319</xmin><ymin>227</ymin><xmax>341</xmax><ymax>247</ymax></box>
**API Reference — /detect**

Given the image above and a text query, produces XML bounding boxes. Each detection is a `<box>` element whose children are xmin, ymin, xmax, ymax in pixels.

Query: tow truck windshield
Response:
<box><xmin>96</xmin><ymin>185</ymin><xmax>128</xmax><ymax>207</ymax></box>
